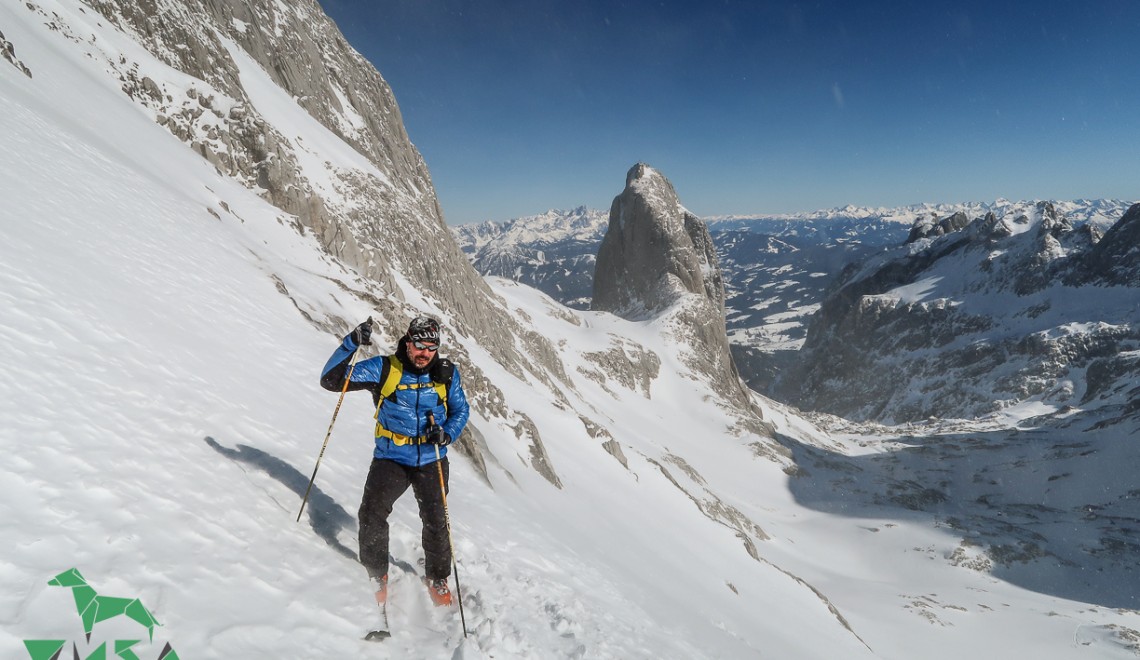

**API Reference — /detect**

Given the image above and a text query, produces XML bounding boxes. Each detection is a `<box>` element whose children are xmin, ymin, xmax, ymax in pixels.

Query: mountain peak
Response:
<box><xmin>1083</xmin><ymin>202</ymin><xmax>1140</xmax><ymax>285</ymax></box>
<box><xmin>594</xmin><ymin>164</ymin><xmax>719</xmax><ymax>317</ymax></box>
<box><xmin>625</xmin><ymin>161</ymin><xmax>658</xmax><ymax>187</ymax></box>
<box><xmin>592</xmin><ymin>164</ymin><xmax>761</xmax><ymax>418</ymax></box>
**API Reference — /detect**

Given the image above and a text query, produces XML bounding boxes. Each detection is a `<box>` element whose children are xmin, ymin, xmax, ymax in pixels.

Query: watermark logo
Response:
<box><xmin>23</xmin><ymin>568</ymin><xmax>179</xmax><ymax>660</ymax></box>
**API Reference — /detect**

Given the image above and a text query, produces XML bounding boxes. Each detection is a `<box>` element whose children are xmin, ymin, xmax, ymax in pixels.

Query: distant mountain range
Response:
<box><xmin>453</xmin><ymin>199</ymin><xmax>1137</xmax><ymax>392</ymax></box>
<box><xmin>454</xmin><ymin>207</ymin><xmax>607</xmax><ymax>310</ymax></box>
<box><xmin>776</xmin><ymin>200</ymin><xmax>1140</xmax><ymax>422</ymax></box>
<box><xmin>704</xmin><ymin>198</ymin><xmax>1130</xmax><ymax>228</ymax></box>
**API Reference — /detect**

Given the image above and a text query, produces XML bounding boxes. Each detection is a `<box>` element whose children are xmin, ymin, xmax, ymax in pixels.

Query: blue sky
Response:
<box><xmin>316</xmin><ymin>1</ymin><xmax>1139</xmax><ymax>224</ymax></box>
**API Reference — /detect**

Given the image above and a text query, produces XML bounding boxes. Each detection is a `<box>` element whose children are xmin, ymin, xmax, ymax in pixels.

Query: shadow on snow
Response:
<box><xmin>202</xmin><ymin>436</ymin><xmax>418</xmax><ymax>576</ymax></box>
<box><xmin>204</xmin><ymin>436</ymin><xmax>358</xmax><ymax>561</ymax></box>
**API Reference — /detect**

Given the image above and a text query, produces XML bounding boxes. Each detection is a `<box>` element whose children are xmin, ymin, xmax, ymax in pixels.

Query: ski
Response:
<box><xmin>363</xmin><ymin>574</ymin><xmax>391</xmax><ymax>641</ymax></box>
<box><xmin>363</xmin><ymin>601</ymin><xmax>390</xmax><ymax>641</ymax></box>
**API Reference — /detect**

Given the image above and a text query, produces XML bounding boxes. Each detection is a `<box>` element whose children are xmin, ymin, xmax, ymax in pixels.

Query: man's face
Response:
<box><xmin>407</xmin><ymin>340</ymin><xmax>438</xmax><ymax>368</ymax></box>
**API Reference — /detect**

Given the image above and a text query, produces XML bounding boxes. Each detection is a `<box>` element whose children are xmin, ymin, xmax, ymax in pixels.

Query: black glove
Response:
<box><xmin>425</xmin><ymin>424</ymin><xmax>449</xmax><ymax>446</ymax></box>
<box><xmin>350</xmin><ymin>317</ymin><xmax>373</xmax><ymax>347</ymax></box>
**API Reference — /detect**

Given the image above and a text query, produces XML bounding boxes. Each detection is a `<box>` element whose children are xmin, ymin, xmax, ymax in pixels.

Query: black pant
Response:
<box><xmin>358</xmin><ymin>457</ymin><xmax>451</xmax><ymax>580</ymax></box>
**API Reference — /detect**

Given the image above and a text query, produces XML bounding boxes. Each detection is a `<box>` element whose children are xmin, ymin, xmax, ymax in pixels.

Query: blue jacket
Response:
<box><xmin>320</xmin><ymin>333</ymin><xmax>470</xmax><ymax>467</ymax></box>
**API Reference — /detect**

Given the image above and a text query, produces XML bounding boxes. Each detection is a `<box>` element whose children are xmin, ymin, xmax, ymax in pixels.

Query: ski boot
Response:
<box><xmin>425</xmin><ymin>577</ymin><xmax>453</xmax><ymax>607</ymax></box>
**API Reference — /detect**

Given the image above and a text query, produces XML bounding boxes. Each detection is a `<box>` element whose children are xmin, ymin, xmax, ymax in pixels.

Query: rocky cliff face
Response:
<box><xmin>906</xmin><ymin>211</ymin><xmax>971</xmax><ymax>243</ymax></box>
<box><xmin>777</xmin><ymin>202</ymin><xmax>1140</xmax><ymax>424</ymax></box>
<box><xmin>1076</xmin><ymin>203</ymin><xmax>1140</xmax><ymax>286</ymax></box>
<box><xmin>593</xmin><ymin>164</ymin><xmax>725</xmax><ymax>317</ymax></box>
<box><xmin>38</xmin><ymin>0</ymin><xmax>574</xmax><ymax>484</ymax></box>
<box><xmin>593</xmin><ymin>164</ymin><xmax>757</xmax><ymax>416</ymax></box>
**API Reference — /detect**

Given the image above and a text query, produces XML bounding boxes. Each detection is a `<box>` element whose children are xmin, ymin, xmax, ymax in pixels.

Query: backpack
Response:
<box><xmin>375</xmin><ymin>355</ymin><xmax>455</xmax><ymax>414</ymax></box>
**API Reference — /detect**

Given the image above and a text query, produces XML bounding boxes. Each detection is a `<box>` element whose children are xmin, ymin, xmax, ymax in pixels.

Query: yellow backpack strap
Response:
<box><xmin>374</xmin><ymin>355</ymin><xmax>404</xmax><ymax>420</ymax></box>
<box><xmin>432</xmin><ymin>382</ymin><xmax>448</xmax><ymax>416</ymax></box>
<box><xmin>381</xmin><ymin>355</ymin><xmax>404</xmax><ymax>399</ymax></box>
<box><xmin>430</xmin><ymin>358</ymin><xmax>455</xmax><ymax>416</ymax></box>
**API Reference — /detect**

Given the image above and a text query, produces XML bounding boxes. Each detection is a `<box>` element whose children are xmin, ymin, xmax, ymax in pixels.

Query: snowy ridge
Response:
<box><xmin>453</xmin><ymin>207</ymin><xmax>609</xmax><ymax>252</ymax></box>
<box><xmin>705</xmin><ymin>198</ymin><xmax>1136</xmax><ymax>228</ymax></box>
<box><xmin>778</xmin><ymin>200</ymin><xmax>1140</xmax><ymax>424</ymax></box>
<box><xmin>3</xmin><ymin>1</ymin><xmax>1140</xmax><ymax>659</ymax></box>
<box><xmin>454</xmin><ymin>199</ymin><xmax>1138</xmax><ymax>391</ymax></box>
<box><xmin>454</xmin><ymin>208</ymin><xmax>609</xmax><ymax>310</ymax></box>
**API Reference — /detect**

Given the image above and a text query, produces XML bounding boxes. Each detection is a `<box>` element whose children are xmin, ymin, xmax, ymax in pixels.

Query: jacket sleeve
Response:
<box><xmin>319</xmin><ymin>334</ymin><xmax>386</xmax><ymax>391</ymax></box>
<box><xmin>442</xmin><ymin>369</ymin><xmax>471</xmax><ymax>441</ymax></box>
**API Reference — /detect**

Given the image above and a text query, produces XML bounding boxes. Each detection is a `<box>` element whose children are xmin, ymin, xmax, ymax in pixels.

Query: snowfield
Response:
<box><xmin>2</xmin><ymin>1</ymin><xmax>1138</xmax><ymax>659</ymax></box>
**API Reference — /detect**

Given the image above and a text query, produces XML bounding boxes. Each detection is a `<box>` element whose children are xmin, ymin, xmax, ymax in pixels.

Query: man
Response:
<box><xmin>320</xmin><ymin>316</ymin><xmax>470</xmax><ymax>608</ymax></box>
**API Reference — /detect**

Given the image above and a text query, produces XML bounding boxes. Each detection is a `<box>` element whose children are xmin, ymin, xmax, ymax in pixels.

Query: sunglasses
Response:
<box><xmin>412</xmin><ymin>341</ymin><xmax>439</xmax><ymax>352</ymax></box>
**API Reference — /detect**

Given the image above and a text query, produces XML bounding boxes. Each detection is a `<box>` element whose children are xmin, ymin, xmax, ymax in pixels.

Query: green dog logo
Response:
<box><xmin>23</xmin><ymin>568</ymin><xmax>178</xmax><ymax>660</ymax></box>
<box><xmin>47</xmin><ymin>568</ymin><xmax>162</xmax><ymax>643</ymax></box>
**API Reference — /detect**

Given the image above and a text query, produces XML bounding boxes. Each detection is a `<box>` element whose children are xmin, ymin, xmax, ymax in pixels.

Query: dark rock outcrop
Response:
<box><xmin>778</xmin><ymin>203</ymin><xmax>1140</xmax><ymax>423</ymax></box>
<box><xmin>593</xmin><ymin>163</ymin><xmax>725</xmax><ymax>317</ymax></box>
<box><xmin>593</xmin><ymin>164</ymin><xmax>760</xmax><ymax>419</ymax></box>
<box><xmin>1079</xmin><ymin>203</ymin><xmax>1140</xmax><ymax>286</ymax></box>
<box><xmin>1</xmin><ymin>29</ymin><xmax>32</xmax><ymax>77</ymax></box>
<box><xmin>906</xmin><ymin>211</ymin><xmax>971</xmax><ymax>243</ymax></box>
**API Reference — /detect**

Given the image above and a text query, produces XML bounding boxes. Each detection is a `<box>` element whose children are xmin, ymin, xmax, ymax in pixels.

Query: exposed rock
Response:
<box><xmin>513</xmin><ymin>414</ymin><xmax>562</xmax><ymax>489</ymax></box>
<box><xmin>1078</xmin><ymin>203</ymin><xmax>1140</xmax><ymax>286</ymax></box>
<box><xmin>580</xmin><ymin>415</ymin><xmax>631</xmax><ymax>470</ymax></box>
<box><xmin>1</xmin><ymin>29</ymin><xmax>33</xmax><ymax>78</ymax></box>
<box><xmin>594</xmin><ymin>163</ymin><xmax>725</xmax><ymax>317</ymax></box>
<box><xmin>81</xmin><ymin>0</ymin><xmax>558</xmax><ymax>354</ymax></box>
<box><xmin>601</xmin><ymin>439</ymin><xmax>629</xmax><ymax>469</ymax></box>
<box><xmin>906</xmin><ymin>211</ymin><xmax>971</xmax><ymax>243</ymax></box>
<box><xmin>451</xmin><ymin>424</ymin><xmax>491</xmax><ymax>487</ymax></box>
<box><xmin>592</xmin><ymin>164</ymin><xmax>755</xmax><ymax>414</ymax></box>
<box><xmin>1038</xmin><ymin>201</ymin><xmax>1072</xmax><ymax>236</ymax></box>
<box><xmin>779</xmin><ymin>203</ymin><xmax>1140</xmax><ymax>422</ymax></box>
<box><xmin>648</xmin><ymin>454</ymin><xmax>770</xmax><ymax>559</ymax></box>
<box><xmin>581</xmin><ymin>339</ymin><xmax>660</xmax><ymax>398</ymax></box>
<box><xmin>64</xmin><ymin>0</ymin><xmax>581</xmax><ymax>488</ymax></box>
<box><xmin>456</xmin><ymin>200</ymin><xmax>1133</xmax><ymax>403</ymax></box>
<box><xmin>1082</xmin><ymin>353</ymin><xmax>1140</xmax><ymax>404</ymax></box>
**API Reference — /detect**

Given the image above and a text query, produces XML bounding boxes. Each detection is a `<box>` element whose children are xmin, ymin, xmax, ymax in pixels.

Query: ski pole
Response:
<box><xmin>297</xmin><ymin>321</ymin><xmax>369</xmax><ymax>522</ymax></box>
<box><xmin>428</xmin><ymin>412</ymin><xmax>468</xmax><ymax>637</ymax></box>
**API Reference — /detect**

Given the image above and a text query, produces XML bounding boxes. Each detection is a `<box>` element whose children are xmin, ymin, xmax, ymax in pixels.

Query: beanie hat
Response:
<box><xmin>407</xmin><ymin>316</ymin><xmax>441</xmax><ymax>345</ymax></box>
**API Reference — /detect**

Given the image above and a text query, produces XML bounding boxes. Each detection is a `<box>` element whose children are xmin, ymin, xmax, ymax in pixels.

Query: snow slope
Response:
<box><xmin>2</xmin><ymin>2</ymin><xmax>1138</xmax><ymax>659</ymax></box>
